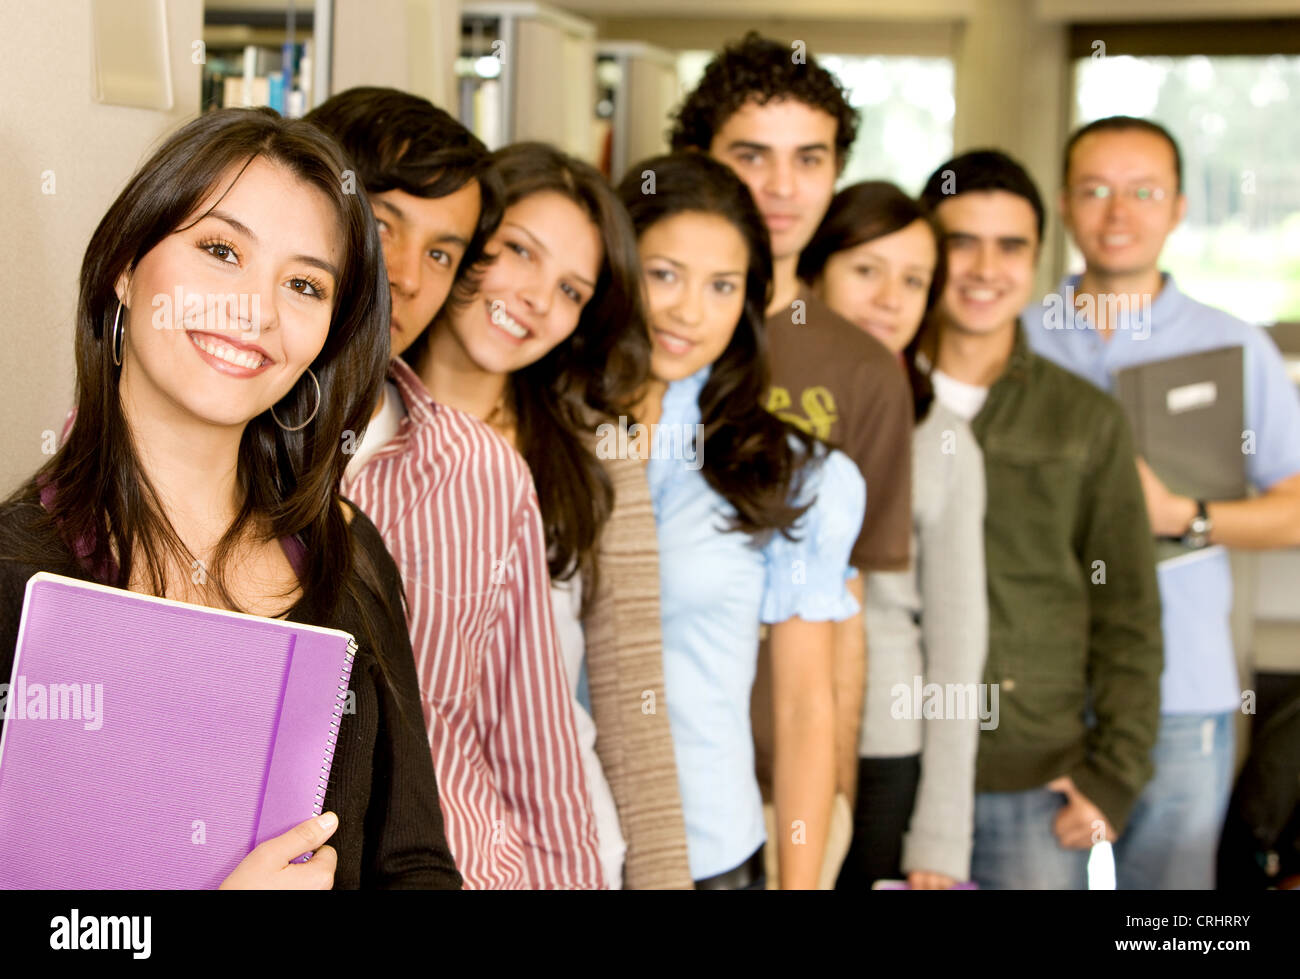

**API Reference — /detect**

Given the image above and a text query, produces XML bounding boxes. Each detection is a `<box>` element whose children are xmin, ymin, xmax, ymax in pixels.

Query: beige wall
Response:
<box><xmin>589</xmin><ymin>15</ymin><xmax>956</xmax><ymax>57</ymax></box>
<box><xmin>0</xmin><ymin>0</ymin><xmax>202</xmax><ymax>497</ymax></box>
<box><xmin>951</xmin><ymin>0</ymin><xmax>1070</xmax><ymax>298</ymax></box>
<box><xmin>1036</xmin><ymin>0</ymin><xmax>1300</xmax><ymax>20</ymax></box>
<box><xmin>330</xmin><ymin>0</ymin><xmax>410</xmax><ymax>93</ymax></box>
<box><xmin>513</xmin><ymin>18</ymin><xmax>596</xmax><ymax>161</ymax></box>
<box><xmin>623</xmin><ymin>54</ymin><xmax>678</xmax><ymax>171</ymax></box>
<box><xmin>330</xmin><ymin>0</ymin><xmax>458</xmax><ymax>110</ymax></box>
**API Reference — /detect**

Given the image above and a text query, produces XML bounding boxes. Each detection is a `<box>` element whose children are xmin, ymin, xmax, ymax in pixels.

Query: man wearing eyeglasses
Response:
<box><xmin>1023</xmin><ymin>115</ymin><xmax>1300</xmax><ymax>890</ymax></box>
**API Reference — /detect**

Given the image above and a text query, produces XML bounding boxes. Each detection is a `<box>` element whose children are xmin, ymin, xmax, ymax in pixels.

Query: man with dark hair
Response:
<box><xmin>306</xmin><ymin>88</ymin><xmax>604</xmax><ymax>889</ymax></box>
<box><xmin>1062</xmin><ymin>115</ymin><xmax>1183</xmax><ymax>194</ymax></box>
<box><xmin>1024</xmin><ymin>115</ymin><xmax>1300</xmax><ymax>889</ymax></box>
<box><xmin>306</xmin><ymin>86</ymin><xmax>503</xmax><ymax>371</ymax></box>
<box><xmin>670</xmin><ymin>33</ymin><xmax>860</xmax><ymax>164</ymax></box>
<box><xmin>919</xmin><ymin>149</ymin><xmax>1164</xmax><ymax>889</ymax></box>
<box><xmin>671</xmin><ymin>32</ymin><xmax>915</xmax><ymax>887</ymax></box>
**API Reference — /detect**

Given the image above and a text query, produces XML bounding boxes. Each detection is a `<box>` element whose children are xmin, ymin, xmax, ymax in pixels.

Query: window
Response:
<box><xmin>820</xmin><ymin>55</ymin><xmax>954</xmax><ymax>196</ymax></box>
<box><xmin>1072</xmin><ymin>55</ymin><xmax>1300</xmax><ymax>325</ymax></box>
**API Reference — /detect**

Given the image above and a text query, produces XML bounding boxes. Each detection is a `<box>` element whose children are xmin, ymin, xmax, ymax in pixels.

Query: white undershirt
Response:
<box><xmin>930</xmin><ymin>368</ymin><xmax>989</xmax><ymax>422</ymax></box>
<box><xmin>550</xmin><ymin>573</ymin><xmax>627</xmax><ymax>888</ymax></box>
<box><xmin>343</xmin><ymin>381</ymin><xmax>404</xmax><ymax>484</ymax></box>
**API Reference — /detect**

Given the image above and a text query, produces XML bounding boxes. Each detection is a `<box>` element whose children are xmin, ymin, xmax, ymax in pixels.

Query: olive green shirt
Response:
<box><xmin>969</xmin><ymin>324</ymin><xmax>1163</xmax><ymax>834</ymax></box>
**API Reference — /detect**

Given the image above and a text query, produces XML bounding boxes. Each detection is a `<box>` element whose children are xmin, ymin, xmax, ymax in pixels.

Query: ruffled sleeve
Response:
<box><xmin>759</xmin><ymin>445</ymin><xmax>866</xmax><ymax>625</ymax></box>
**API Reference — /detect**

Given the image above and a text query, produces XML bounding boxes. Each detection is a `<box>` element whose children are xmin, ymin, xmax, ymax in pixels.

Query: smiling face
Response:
<box><xmin>817</xmin><ymin>218</ymin><xmax>937</xmax><ymax>353</ymax></box>
<box><xmin>932</xmin><ymin>190</ymin><xmax>1039</xmax><ymax>337</ymax></box>
<box><xmin>116</xmin><ymin>155</ymin><xmax>342</xmax><ymax>429</ymax></box>
<box><xmin>439</xmin><ymin>190</ymin><xmax>602</xmax><ymax>375</ymax></box>
<box><xmin>1062</xmin><ymin>128</ymin><xmax>1186</xmax><ymax>281</ymax></box>
<box><xmin>370</xmin><ymin>180</ymin><xmax>481</xmax><ymax>357</ymax></box>
<box><xmin>639</xmin><ymin>211</ymin><xmax>749</xmax><ymax>383</ymax></box>
<box><xmin>709</xmin><ymin>98</ymin><xmax>839</xmax><ymax>263</ymax></box>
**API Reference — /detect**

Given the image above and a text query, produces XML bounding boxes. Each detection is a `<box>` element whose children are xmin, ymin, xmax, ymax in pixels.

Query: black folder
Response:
<box><xmin>1114</xmin><ymin>345</ymin><xmax>1246</xmax><ymax>562</ymax></box>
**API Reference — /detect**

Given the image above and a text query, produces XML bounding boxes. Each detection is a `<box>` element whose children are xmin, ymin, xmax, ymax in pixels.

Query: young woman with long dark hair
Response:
<box><xmin>615</xmin><ymin>152</ymin><xmax>865</xmax><ymax>889</ymax></box>
<box><xmin>0</xmin><ymin>107</ymin><xmax>460</xmax><ymax>889</ymax></box>
<box><xmin>799</xmin><ymin>180</ymin><xmax>988</xmax><ymax>890</ymax></box>
<box><xmin>414</xmin><ymin>142</ymin><xmax>694</xmax><ymax>889</ymax></box>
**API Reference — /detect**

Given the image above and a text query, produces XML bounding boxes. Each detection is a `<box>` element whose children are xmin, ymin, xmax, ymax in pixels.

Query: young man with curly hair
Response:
<box><xmin>669</xmin><ymin>33</ymin><xmax>915</xmax><ymax>888</ymax></box>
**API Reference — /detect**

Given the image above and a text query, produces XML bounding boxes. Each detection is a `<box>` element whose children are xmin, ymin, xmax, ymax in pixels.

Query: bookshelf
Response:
<box><xmin>201</xmin><ymin>2</ymin><xmax>332</xmax><ymax>117</ymax></box>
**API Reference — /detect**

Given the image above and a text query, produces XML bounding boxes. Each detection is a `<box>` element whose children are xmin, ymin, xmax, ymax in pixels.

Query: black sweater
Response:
<box><xmin>0</xmin><ymin>495</ymin><xmax>462</xmax><ymax>890</ymax></box>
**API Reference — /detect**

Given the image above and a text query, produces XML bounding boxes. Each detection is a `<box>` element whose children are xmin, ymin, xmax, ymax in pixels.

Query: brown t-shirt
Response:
<box><xmin>764</xmin><ymin>287</ymin><xmax>912</xmax><ymax>572</ymax></box>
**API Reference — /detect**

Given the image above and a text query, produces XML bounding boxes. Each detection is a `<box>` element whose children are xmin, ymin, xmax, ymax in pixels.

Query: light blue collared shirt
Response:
<box><xmin>647</xmin><ymin>365</ymin><xmax>865</xmax><ymax>880</ymax></box>
<box><xmin>1023</xmin><ymin>273</ymin><xmax>1300</xmax><ymax>714</ymax></box>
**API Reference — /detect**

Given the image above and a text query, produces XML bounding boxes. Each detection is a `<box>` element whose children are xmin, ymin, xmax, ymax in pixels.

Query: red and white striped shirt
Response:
<box><xmin>341</xmin><ymin>356</ymin><xmax>603</xmax><ymax>889</ymax></box>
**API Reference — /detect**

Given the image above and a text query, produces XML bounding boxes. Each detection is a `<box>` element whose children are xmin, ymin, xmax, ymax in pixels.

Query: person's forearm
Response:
<box><xmin>832</xmin><ymin>576</ymin><xmax>866</xmax><ymax>804</ymax></box>
<box><xmin>773</xmin><ymin>705</ymin><xmax>835</xmax><ymax>889</ymax></box>
<box><xmin>1205</xmin><ymin>485</ymin><xmax>1300</xmax><ymax>548</ymax></box>
<box><xmin>770</xmin><ymin>616</ymin><xmax>836</xmax><ymax>890</ymax></box>
<box><xmin>1147</xmin><ymin>471</ymin><xmax>1300</xmax><ymax>548</ymax></box>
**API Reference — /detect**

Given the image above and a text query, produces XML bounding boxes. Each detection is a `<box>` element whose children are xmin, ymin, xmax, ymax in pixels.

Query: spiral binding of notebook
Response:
<box><xmin>314</xmin><ymin>635</ymin><xmax>358</xmax><ymax>817</ymax></box>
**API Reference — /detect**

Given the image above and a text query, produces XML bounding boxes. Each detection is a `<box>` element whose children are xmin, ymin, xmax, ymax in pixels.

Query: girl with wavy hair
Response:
<box><xmin>416</xmin><ymin>142</ymin><xmax>692</xmax><ymax>889</ymax></box>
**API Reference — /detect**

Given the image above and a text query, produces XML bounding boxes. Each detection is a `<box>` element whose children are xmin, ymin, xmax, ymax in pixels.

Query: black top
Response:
<box><xmin>0</xmin><ymin>494</ymin><xmax>462</xmax><ymax>890</ymax></box>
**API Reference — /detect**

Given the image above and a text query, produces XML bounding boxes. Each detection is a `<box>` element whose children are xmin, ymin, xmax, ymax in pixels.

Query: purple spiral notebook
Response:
<box><xmin>0</xmin><ymin>572</ymin><xmax>357</xmax><ymax>889</ymax></box>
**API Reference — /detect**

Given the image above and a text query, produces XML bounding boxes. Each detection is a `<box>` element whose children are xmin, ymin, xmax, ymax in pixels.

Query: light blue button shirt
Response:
<box><xmin>1023</xmin><ymin>273</ymin><xmax>1300</xmax><ymax>714</ymax></box>
<box><xmin>647</xmin><ymin>364</ymin><xmax>865</xmax><ymax>880</ymax></box>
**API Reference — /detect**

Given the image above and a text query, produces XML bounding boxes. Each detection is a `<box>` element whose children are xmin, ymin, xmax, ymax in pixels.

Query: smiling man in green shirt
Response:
<box><xmin>918</xmin><ymin>150</ymin><xmax>1164</xmax><ymax>889</ymax></box>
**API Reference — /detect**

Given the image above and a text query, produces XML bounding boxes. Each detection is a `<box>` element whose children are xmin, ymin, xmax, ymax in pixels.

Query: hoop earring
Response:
<box><xmin>111</xmin><ymin>301</ymin><xmax>125</xmax><ymax>368</ymax></box>
<box><xmin>271</xmin><ymin>368</ymin><xmax>322</xmax><ymax>432</ymax></box>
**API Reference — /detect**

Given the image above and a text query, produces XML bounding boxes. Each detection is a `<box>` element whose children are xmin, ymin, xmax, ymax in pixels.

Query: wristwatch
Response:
<box><xmin>1181</xmin><ymin>500</ymin><xmax>1212</xmax><ymax>549</ymax></box>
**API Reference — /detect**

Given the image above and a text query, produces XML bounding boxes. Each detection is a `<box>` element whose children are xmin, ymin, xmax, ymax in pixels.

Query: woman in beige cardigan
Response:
<box><xmin>580</xmin><ymin>436</ymin><xmax>694</xmax><ymax>889</ymax></box>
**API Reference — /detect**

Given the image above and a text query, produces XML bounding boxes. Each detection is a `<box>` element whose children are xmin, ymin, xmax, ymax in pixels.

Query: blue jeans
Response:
<box><xmin>1112</xmin><ymin>711</ymin><xmax>1235</xmax><ymax>890</ymax></box>
<box><xmin>971</xmin><ymin>788</ymin><xmax>1090</xmax><ymax>889</ymax></box>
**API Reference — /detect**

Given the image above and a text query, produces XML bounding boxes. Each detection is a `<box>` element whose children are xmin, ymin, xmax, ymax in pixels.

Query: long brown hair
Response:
<box><xmin>617</xmin><ymin>152</ymin><xmax>821</xmax><ymax>540</ymax></box>
<box><xmin>458</xmin><ymin>142</ymin><xmax>650</xmax><ymax>596</ymax></box>
<box><xmin>1</xmin><ymin>107</ymin><xmax>398</xmax><ymax>685</ymax></box>
<box><xmin>799</xmin><ymin>180</ymin><xmax>945</xmax><ymax>421</ymax></box>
